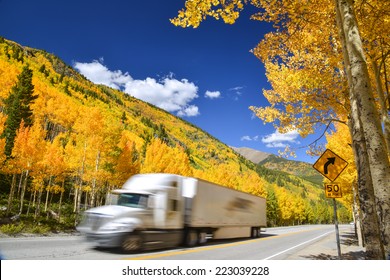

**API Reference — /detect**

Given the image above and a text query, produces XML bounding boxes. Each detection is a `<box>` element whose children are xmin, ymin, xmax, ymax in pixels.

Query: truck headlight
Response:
<box><xmin>99</xmin><ymin>222</ymin><xmax>135</xmax><ymax>232</ymax></box>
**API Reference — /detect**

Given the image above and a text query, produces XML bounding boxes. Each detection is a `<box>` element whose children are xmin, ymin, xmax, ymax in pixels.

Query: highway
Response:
<box><xmin>0</xmin><ymin>224</ymin><xmax>346</xmax><ymax>260</ymax></box>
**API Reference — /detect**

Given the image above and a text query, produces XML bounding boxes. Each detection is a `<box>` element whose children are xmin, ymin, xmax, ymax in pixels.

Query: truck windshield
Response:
<box><xmin>107</xmin><ymin>193</ymin><xmax>148</xmax><ymax>208</ymax></box>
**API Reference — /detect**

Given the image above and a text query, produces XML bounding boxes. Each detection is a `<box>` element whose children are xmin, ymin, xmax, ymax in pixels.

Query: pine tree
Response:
<box><xmin>2</xmin><ymin>66</ymin><xmax>37</xmax><ymax>157</ymax></box>
<box><xmin>266</xmin><ymin>188</ymin><xmax>279</xmax><ymax>227</ymax></box>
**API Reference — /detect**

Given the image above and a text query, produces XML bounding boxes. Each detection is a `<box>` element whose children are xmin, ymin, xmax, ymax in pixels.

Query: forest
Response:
<box><xmin>0</xmin><ymin>37</ymin><xmax>351</xmax><ymax>237</ymax></box>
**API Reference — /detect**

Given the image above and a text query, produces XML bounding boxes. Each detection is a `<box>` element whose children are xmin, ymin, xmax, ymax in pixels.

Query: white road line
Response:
<box><xmin>263</xmin><ymin>230</ymin><xmax>334</xmax><ymax>260</ymax></box>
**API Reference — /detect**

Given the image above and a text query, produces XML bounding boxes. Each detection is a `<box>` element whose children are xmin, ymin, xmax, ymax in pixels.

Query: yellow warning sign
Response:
<box><xmin>325</xmin><ymin>183</ymin><xmax>342</xmax><ymax>198</ymax></box>
<box><xmin>313</xmin><ymin>149</ymin><xmax>348</xmax><ymax>182</ymax></box>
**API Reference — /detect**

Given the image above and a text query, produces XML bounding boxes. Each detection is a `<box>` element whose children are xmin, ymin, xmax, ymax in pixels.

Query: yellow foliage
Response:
<box><xmin>240</xmin><ymin>171</ymin><xmax>267</xmax><ymax>197</ymax></box>
<box><xmin>141</xmin><ymin>138</ymin><xmax>193</xmax><ymax>176</ymax></box>
<box><xmin>194</xmin><ymin>161</ymin><xmax>266</xmax><ymax>198</ymax></box>
<box><xmin>0</xmin><ymin>113</ymin><xmax>7</xmax><ymax>165</ymax></box>
<box><xmin>11</xmin><ymin>121</ymin><xmax>46</xmax><ymax>171</ymax></box>
<box><xmin>115</xmin><ymin>134</ymin><xmax>141</xmax><ymax>185</ymax></box>
<box><xmin>0</xmin><ymin>59</ymin><xmax>20</xmax><ymax>101</ymax></box>
<box><xmin>325</xmin><ymin>123</ymin><xmax>356</xmax><ymax>207</ymax></box>
<box><xmin>170</xmin><ymin>0</ymin><xmax>245</xmax><ymax>28</ymax></box>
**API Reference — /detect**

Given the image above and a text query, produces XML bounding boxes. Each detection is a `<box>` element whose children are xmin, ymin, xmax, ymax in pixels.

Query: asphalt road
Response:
<box><xmin>0</xmin><ymin>224</ymin><xmax>345</xmax><ymax>260</ymax></box>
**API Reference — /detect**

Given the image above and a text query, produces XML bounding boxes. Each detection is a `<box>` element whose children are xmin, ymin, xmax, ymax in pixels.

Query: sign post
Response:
<box><xmin>332</xmin><ymin>198</ymin><xmax>342</xmax><ymax>259</ymax></box>
<box><xmin>313</xmin><ymin>149</ymin><xmax>348</xmax><ymax>260</ymax></box>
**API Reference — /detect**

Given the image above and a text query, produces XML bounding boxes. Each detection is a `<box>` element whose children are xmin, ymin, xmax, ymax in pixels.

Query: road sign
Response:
<box><xmin>313</xmin><ymin>149</ymin><xmax>348</xmax><ymax>181</ymax></box>
<box><xmin>324</xmin><ymin>183</ymin><xmax>342</xmax><ymax>198</ymax></box>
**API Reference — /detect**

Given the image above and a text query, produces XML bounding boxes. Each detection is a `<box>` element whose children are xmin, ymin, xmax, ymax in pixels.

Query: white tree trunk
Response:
<box><xmin>336</xmin><ymin>0</ymin><xmax>390</xmax><ymax>258</ymax></box>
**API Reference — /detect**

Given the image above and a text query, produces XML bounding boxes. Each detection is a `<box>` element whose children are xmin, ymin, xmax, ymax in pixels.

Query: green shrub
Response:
<box><xmin>0</xmin><ymin>222</ymin><xmax>25</xmax><ymax>235</ymax></box>
<box><xmin>30</xmin><ymin>224</ymin><xmax>51</xmax><ymax>235</ymax></box>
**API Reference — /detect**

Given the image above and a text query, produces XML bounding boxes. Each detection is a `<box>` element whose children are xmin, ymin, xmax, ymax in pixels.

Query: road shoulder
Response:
<box><xmin>286</xmin><ymin>225</ymin><xmax>366</xmax><ymax>260</ymax></box>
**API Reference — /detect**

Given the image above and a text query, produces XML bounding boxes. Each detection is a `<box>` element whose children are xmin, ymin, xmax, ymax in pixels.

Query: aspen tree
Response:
<box><xmin>334</xmin><ymin>0</ymin><xmax>390</xmax><ymax>258</ymax></box>
<box><xmin>11</xmin><ymin>121</ymin><xmax>46</xmax><ymax>215</ymax></box>
<box><xmin>115</xmin><ymin>136</ymin><xmax>140</xmax><ymax>185</ymax></box>
<box><xmin>333</xmin><ymin>5</ymin><xmax>385</xmax><ymax>257</ymax></box>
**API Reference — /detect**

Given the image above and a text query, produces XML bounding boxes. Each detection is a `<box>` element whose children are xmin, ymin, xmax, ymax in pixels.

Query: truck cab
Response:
<box><xmin>77</xmin><ymin>174</ymin><xmax>184</xmax><ymax>252</ymax></box>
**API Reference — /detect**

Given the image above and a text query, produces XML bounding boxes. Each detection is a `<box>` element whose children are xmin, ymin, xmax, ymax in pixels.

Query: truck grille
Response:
<box><xmin>83</xmin><ymin>213</ymin><xmax>111</xmax><ymax>230</ymax></box>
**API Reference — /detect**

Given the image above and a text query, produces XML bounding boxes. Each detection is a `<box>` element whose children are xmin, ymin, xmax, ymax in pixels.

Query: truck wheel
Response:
<box><xmin>122</xmin><ymin>234</ymin><xmax>142</xmax><ymax>252</ymax></box>
<box><xmin>198</xmin><ymin>231</ymin><xmax>207</xmax><ymax>245</ymax></box>
<box><xmin>251</xmin><ymin>227</ymin><xmax>260</xmax><ymax>238</ymax></box>
<box><xmin>185</xmin><ymin>230</ymin><xmax>198</xmax><ymax>247</ymax></box>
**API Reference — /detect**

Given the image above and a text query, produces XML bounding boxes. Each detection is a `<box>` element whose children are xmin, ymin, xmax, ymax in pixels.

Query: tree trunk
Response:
<box><xmin>84</xmin><ymin>192</ymin><xmax>88</xmax><ymax>210</ymax></box>
<box><xmin>348</xmin><ymin>115</ymin><xmax>384</xmax><ymax>259</ymax></box>
<box><xmin>58</xmin><ymin>179</ymin><xmax>65</xmax><ymax>221</ymax></box>
<box><xmin>371</xmin><ymin>60</ymin><xmax>390</xmax><ymax>153</ymax></box>
<box><xmin>34</xmin><ymin>183</ymin><xmax>43</xmax><ymax>219</ymax></box>
<box><xmin>74</xmin><ymin>141</ymin><xmax>87</xmax><ymax>214</ymax></box>
<box><xmin>18</xmin><ymin>169</ymin><xmax>29</xmax><ymax>215</ymax></box>
<box><xmin>26</xmin><ymin>191</ymin><xmax>33</xmax><ymax>216</ymax></box>
<box><xmin>32</xmin><ymin>189</ymin><xmax>36</xmax><ymax>207</ymax></box>
<box><xmin>17</xmin><ymin>171</ymin><xmax>24</xmax><ymax>196</ymax></box>
<box><xmin>73</xmin><ymin>186</ymin><xmax>79</xmax><ymax>213</ymax></box>
<box><xmin>44</xmin><ymin>176</ymin><xmax>53</xmax><ymax>212</ymax></box>
<box><xmin>335</xmin><ymin>0</ymin><xmax>386</xmax><ymax>259</ymax></box>
<box><xmin>44</xmin><ymin>189</ymin><xmax>50</xmax><ymax>213</ymax></box>
<box><xmin>91</xmin><ymin>150</ymin><xmax>101</xmax><ymax>208</ymax></box>
<box><xmin>352</xmin><ymin>180</ymin><xmax>364</xmax><ymax>247</ymax></box>
<box><xmin>6</xmin><ymin>174</ymin><xmax>17</xmax><ymax>215</ymax></box>
<box><xmin>77</xmin><ymin>183</ymin><xmax>82</xmax><ymax>213</ymax></box>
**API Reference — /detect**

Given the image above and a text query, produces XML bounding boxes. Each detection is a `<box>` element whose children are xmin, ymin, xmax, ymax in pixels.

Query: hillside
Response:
<box><xmin>259</xmin><ymin>155</ymin><xmax>323</xmax><ymax>186</ymax></box>
<box><xmin>233</xmin><ymin>146</ymin><xmax>323</xmax><ymax>186</ymax></box>
<box><xmin>231</xmin><ymin>146</ymin><xmax>271</xmax><ymax>164</ymax></box>
<box><xmin>0</xmin><ymin>37</ymin><xmax>351</xmax><ymax>231</ymax></box>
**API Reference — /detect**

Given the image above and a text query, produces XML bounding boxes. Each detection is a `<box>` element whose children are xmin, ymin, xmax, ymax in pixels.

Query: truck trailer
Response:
<box><xmin>76</xmin><ymin>173</ymin><xmax>266</xmax><ymax>252</ymax></box>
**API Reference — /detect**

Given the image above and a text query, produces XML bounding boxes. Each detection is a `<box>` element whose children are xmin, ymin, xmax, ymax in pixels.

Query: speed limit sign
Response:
<box><xmin>324</xmin><ymin>183</ymin><xmax>342</xmax><ymax>198</ymax></box>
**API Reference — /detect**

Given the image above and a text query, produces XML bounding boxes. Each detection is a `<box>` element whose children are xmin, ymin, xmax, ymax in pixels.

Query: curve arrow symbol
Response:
<box><xmin>324</xmin><ymin>157</ymin><xmax>335</xmax><ymax>174</ymax></box>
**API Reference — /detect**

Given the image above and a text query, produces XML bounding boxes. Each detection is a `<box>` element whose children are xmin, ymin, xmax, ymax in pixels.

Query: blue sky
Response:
<box><xmin>0</xmin><ymin>0</ymin><xmax>324</xmax><ymax>163</ymax></box>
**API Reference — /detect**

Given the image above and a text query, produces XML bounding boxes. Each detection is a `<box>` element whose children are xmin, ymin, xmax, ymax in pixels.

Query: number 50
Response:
<box><xmin>327</xmin><ymin>184</ymin><xmax>340</xmax><ymax>192</ymax></box>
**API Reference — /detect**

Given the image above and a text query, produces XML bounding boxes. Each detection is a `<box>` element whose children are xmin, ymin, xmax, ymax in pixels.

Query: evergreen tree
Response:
<box><xmin>266</xmin><ymin>188</ymin><xmax>280</xmax><ymax>227</ymax></box>
<box><xmin>121</xmin><ymin>111</ymin><xmax>127</xmax><ymax>124</ymax></box>
<box><xmin>1</xmin><ymin>65</ymin><xmax>37</xmax><ymax>157</ymax></box>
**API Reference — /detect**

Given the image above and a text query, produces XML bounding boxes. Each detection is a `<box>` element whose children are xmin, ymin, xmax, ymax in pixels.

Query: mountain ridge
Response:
<box><xmin>231</xmin><ymin>146</ymin><xmax>271</xmax><ymax>164</ymax></box>
<box><xmin>232</xmin><ymin>146</ymin><xmax>323</xmax><ymax>186</ymax></box>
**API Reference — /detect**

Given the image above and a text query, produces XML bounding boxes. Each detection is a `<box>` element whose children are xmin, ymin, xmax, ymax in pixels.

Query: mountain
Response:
<box><xmin>231</xmin><ymin>147</ymin><xmax>271</xmax><ymax>164</ymax></box>
<box><xmin>259</xmin><ymin>154</ymin><xmax>323</xmax><ymax>186</ymax></box>
<box><xmin>232</xmin><ymin>146</ymin><xmax>323</xmax><ymax>186</ymax></box>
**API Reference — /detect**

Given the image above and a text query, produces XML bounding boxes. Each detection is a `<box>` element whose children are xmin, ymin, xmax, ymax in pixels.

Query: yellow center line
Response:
<box><xmin>123</xmin><ymin>227</ymin><xmax>325</xmax><ymax>260</ymax></box>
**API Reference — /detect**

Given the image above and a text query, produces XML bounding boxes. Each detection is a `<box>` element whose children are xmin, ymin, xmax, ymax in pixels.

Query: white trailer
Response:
<box><xmin>77</xmin><ymin>173</ymin><xmax>266</xmax><ymax>252</ymax></box>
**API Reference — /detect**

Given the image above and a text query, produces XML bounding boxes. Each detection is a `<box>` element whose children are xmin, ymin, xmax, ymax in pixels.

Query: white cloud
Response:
<box><xmin>124</xmin><ymin>77</ymin><xmax>199</xmax><ymax>114</ymax></box>
<box><xmin>240</xmin><ymin>135</ymin><xmax>260</xmax><ymax>141</ymax></box>
<box><xmin>229</xmin><ymin>86</ymin><xmax>244</xmax><ymax>92</ymax></box>
<box><xmin>178</xmin><ymin>105</ymin><xmax>199</xmax><ymax>117</ymax></box>
<box><xmin>229</xmin><ymin>86</ymin><xmax>244</xmax><ymax>101</ymax></box>
<box><xmin>74</xmin><ymin>60</ymin><xmax>132</xmax><ymax>90</ymax></box>
<box><xmin>205</xmin><ymin>90</ymin><xmax>221</xmax><ymax>99</ymax></box>
<box><xmin>74</xmin><ymin>60</ymin><xmax>200</xmax><ymax>117</ymax></box>
<box><xmin>241</xmin><ymin>135</ymin><xmax>253</xmax><ymax>141</ymax></box>
<box><xmin>261</xmin><ymin>130</ymin><xmax>300</xmax><ymax>148</ymax></box>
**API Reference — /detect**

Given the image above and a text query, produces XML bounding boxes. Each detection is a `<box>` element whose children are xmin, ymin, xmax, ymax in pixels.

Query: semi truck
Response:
<box><xmin>76</xmin><ymin>173</ymin><xmax>266</xmax><ymax>252</ymax></box>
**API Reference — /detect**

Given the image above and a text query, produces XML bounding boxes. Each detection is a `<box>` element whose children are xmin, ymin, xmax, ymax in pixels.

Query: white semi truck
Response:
<box><xmin>77</xmin><ymin>173</ymin><xmax>266</xmax><ymax>252</ymax></box>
